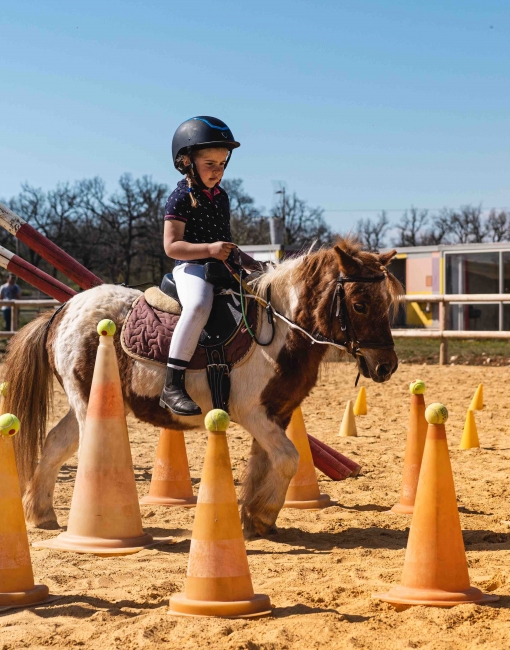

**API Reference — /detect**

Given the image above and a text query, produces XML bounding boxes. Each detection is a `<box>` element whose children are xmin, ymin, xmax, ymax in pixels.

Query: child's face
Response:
<box><xmin>188</xmin><ymin>148</ymin><xmax>229</xmax><ymax>188</ymax></box>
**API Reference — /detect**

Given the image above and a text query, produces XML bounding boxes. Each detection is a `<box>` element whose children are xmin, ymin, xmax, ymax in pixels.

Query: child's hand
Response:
<box><xmin>208</xmin><ymin>241</ymin><xmax>237</xmax><ymax>261</ymax></box>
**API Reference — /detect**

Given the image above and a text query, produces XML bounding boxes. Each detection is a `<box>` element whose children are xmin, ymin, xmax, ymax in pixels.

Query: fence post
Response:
<box><xmin>439</xmin><ymin>300</ymin><xmax>448</xmax><ymax>365</ymax></box>
<box><xmin>11</xmin><ymin>302</ymin><xmax>19</xmax><ymax>332</ymax></box>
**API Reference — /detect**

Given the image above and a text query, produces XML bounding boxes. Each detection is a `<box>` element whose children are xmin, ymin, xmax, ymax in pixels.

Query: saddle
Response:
<box><xmin>121</xmin><ymin>273</ymin><xmax>259</xmax><ymax>412</ymax></box>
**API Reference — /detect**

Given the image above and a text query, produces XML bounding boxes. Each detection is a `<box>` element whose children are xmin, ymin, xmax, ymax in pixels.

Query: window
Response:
<box><xmin>445</xmin><ymin>252</ymin><xmax>499</xmax><ymax>294</ymax></box>
<box><xmin>450</xmin><ymin>304</ymin><xmax>499</xmax><ymax>331</ymax></box>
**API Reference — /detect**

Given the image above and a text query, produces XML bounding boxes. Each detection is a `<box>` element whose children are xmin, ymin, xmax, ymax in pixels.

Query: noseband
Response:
<box><xmin>326</xmin><ymin>272</ymin><xmax>395</xmax><ymax>359</ymax></box>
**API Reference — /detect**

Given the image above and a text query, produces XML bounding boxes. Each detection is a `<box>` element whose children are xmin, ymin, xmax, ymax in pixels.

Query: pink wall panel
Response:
<box><xmin>406</xmin><ymin>256</ymin><xmax>433</xmax><ymax>293</ymax></box>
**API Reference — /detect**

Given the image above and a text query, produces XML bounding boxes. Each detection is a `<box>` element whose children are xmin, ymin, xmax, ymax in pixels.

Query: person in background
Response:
<box><xmin>0</xmin><ymin>273</ymin><xmax>21</xmax><ymax>331</ymax></box>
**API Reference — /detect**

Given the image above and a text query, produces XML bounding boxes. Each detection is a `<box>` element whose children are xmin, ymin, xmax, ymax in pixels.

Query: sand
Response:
<box><xmin>1</xmin><ymin>362</ymin><xmax>510</xmax><ymax>649</ymax></box>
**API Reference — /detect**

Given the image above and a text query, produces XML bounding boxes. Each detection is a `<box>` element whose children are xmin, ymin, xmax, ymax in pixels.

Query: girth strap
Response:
<box><xmin>205</xmin><ymin>345</ymin><xmax>231</xmax><ymax>413</ymax></box>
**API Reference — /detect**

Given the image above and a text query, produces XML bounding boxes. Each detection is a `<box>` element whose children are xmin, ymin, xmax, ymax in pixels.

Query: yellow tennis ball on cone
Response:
<box><xmin>204</xmin><ymin>409</ymin><xmax>230</xmax><ymax>432</ymax></box>
<box><xmin>409</xmin><ymin>379</ymin><xmax>426</xmax><ymax>395</ymax></box>
<box><xmin>97</xmin><ymin>319</ymin><xmax>116</xmax><ymax>337</ymax></box>
<box><xmin>425</xmin><ymin>403</ymin><xmax>448</xmax><ymax>425</ymax></box>
<box><xmin>0</xmin><ymin>413</ymin><xmax>20</xmax><ymax>437</ymax></box>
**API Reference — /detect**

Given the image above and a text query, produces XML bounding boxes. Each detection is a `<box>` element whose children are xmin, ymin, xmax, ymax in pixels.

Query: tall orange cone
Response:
<box><xmin>283</xmin><ymin>408</ymin><xmax>331</xmax><ymax>509</ymax></box>
<box><xmin>391</xmin><ymin>380</ymin><xmax>428</xmax><ymax>514</ymax></box>
<box><xmin>375</xmin><ymin>403</ymin><xmax>499</xmax><ymax>607</ymax></box>
<box><xmin>459</xmin><ymin>409</ymin><xmax>480</xmax><ymax>450</ymax></box>
<box><xmin>169</xmin><ymin>409</ymin><xmax>271</xmax><ymax>618</ymax></box>
<box><xmin>140</xmin><ymin>428</ymin><xmax>197</xmax><ymax>507</ymax></box>
<box><xmin>0</xmin><ymin>414</ymin><xmax>50</xmax><ymax>608</ymax></box>
<box><xmin>34</xmin><ymin>319</ymin><xmax>170</xmax><ymax>555</ymax></box>
<box><xmin>470</xmin><ymin>384</ymin><xmax>484</xmax><ymax>411</ymax></box>
<box><xmin>339</xmin><ymin>400</ymin><xmax>357</xmax><ymax>437</ymax></box>
<box><xmin>353</xmin><ymin>386</ymin><xmax>367</xmax><ymax>416</ymax></box>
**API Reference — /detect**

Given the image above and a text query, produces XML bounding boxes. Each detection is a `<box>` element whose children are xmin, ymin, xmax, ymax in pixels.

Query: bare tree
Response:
<box><xmin>222</xmin><ymin>178</ymin><xmax>269</xmax><ymax>245</ymax></box>
<box><xmin>271</xmin><ymin>192</ymin><xmax>333</xmax><ymax>247</ymax></box>
<box><xmin>355</xmin><ymin>211</ymin><xmax>389</xmax><ymax>252</ymax></box>
<box><xmin>394</xmin><ymin>207</ymin><xmax>429</xmax><ymax>247</ymax></box>
<box><xmin>447</xmin><ymin>205</ymin><xmax>487</xmax><ymax>244</ymax></box>
<box><xmin>487</xmin><ymin>209</ymin><xmax>510</xmax><ymax>242</ymax></box>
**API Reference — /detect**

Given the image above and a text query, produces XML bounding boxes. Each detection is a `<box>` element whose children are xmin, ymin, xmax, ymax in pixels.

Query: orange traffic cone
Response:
<box><xmin>283</xmin><ymin>408</ymin><xmax>331</xmax><ymax>509</ymax></box>
<box><xmin>375</xmin><ymin>403</ymin><xmax>499</xmax><ymax>607</ymax></box>
<box><xmin>353</xmin><ymin>386</ymin><xmax>367</xmax><ymax>416</ymax></box>
<box><xmin>169</xmin><ymin>409</ymin><xmax>271</xmax><ymax>618</ymax></box>
<box><xmin>0</xmin><ymin>414</ymin><xmax>50</xmax><ymax>608</ymax></box>
<box><xmin>34</xmin><ymin>319</ymin><xmax>170</xmax><ymax>555</ymax></box>
<box><xmin>339</xmin><ymin>400</ymin><xmax>357</xmax><ymax>437</ymax></box>
<box><xmin>459</xmin><ymin>409</ymin><xmax>480</xmax><ymax>450</ymax></box>
<box><xmin>140</xmin><ymin>428</ymin><xmax>197</xmax><ymax>507</ymax></box>
<box><xmin>391</xmin><ymin>380</ymin><xmax>428</xmax><ymax>515</ymax></box>
<box><xmin>470</xmin><ymin>384</ymin><xmax>484</xmax><ymax>411</ymax></box>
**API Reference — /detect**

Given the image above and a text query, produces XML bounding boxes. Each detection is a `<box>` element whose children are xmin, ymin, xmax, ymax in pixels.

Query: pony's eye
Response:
<box><xmin>353</xmin><ymin>302</ymin><xmax>367</xmax><ymax>314</ymax></box>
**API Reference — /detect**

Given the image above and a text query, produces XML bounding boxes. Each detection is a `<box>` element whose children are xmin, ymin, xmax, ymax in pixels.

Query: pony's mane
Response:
<box><xmin>252</xmin><ymin>236</ymin><xmax>403</xmax><ymax>310</ymax></box>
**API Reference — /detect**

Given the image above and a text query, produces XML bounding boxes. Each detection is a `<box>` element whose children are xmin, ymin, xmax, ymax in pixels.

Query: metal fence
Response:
<box><xmin>0</xmin><ymin>299</ymin><xmax>59</xmax><ymax>338</ymax></box>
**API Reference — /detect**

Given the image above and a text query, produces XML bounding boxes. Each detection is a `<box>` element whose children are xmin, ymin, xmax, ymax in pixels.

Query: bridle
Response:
<box><xmin>225</xmin><ymin>253</ymin><xmax>396</xmax><ymax>384</ymax></box>
<box><xmin>327</xmin><ymin>272</ymin><xmax>396</xmax><ymax>358</ymax></box>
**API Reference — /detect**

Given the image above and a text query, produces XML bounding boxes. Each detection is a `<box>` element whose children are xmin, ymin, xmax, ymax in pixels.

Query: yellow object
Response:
<box><xmin>409</xmin><ymin>379</ymin><xmax>426</xmax><ymax>395</ymax></box>
<box><xmin>459</xmin><ymin>409</ymin><xmax>480</xmax><ymax>450</ymax></box>
<box><xmin>169</xmin><ymin>405</ymin><xmax>271</xmax><ymax>617</ymax></box>
<box><xmin>470</xmin><ymin>384</ymin><xmax>484</xmax><ymax>411</ymax></box>
<box><xmin>0</xmin><ymin>413</ymin><xmax>20</xmax><ymax>437</ymax></box>
<box><xmin>353</xmin><ymin>386</ymin><xmax>367</xmax><ymax>416</ymax></box>
<box><xmin>204</xmin><ymin>409</ymin><xmax>230</xmax><ymax>432</ymax></box>
<box><xmin>374</xmin><ymin>407</ymin><xmax>498</xmax><ymax>607</ymax></box>
<box><xmin>96</xmin><ymin>318</ymin><xmax>116</xmax><ymax>337</ymax></box>
<box><xmin>339</xmin><ymin>400</ymin><xmax>357</xmax><ymax>437</ymax></box>
<box><xmin>425</xmin><ymin>403</ymin><xmax>448</xmax><ymax>425</ymax></box>
<box><xmin>33</xmin><ymin>333</ymin><xmax>164</xmax><ymax>555</ymax></box>
<box><xmin>283</xmin><ymin>408</ymin><xmax>331</xmax><ymax>509</ymax></box>
<box><xmin>0</xmin><ymin>381</ymin><xmax>9</xmax><ymax>397</ymax></box>
<box><xmin>0</xmin><ymin>421</ymin><xmax>50</xmax><ymax>607</ymax></box>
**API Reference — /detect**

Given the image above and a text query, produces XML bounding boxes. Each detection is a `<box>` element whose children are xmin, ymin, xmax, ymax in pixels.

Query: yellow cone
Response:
<box><xmin>339</xmin><ymin>400</ymin><xmax>357</xmax><ymax>437</ymax></box>
<box><xmin>169</xmin><ymin>410</ymin><xmax>271</xmax><ymax>618</ymax></box>
<box><xmin>459</xmin><ymin>409</ymin><xmax>480</xmax><ymax>450</ymax></box>
<box><xmin>353</xmin><ymin>387</ymin><xmax>367</xmax><ymax>416</ymax></box>
<box><xmin>283</xmin><ymin>408</ymin><xmax>331</xmax><ymax>509</ymax></box>
<box><xmin>0</xmin><ymin>415</ymin><xmax>50</xmax><ymax>608</ymax></box>
<box><xmin>470</xmin><ymin>384</ymin><xmax>483</xmax><ymax>411</ymax></box>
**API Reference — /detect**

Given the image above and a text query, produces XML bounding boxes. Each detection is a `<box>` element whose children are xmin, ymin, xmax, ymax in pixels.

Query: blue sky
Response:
<box><xmin>1</xmin><ymin>1</ymin><xmax>509</xmax><ymax>231</ymax></box>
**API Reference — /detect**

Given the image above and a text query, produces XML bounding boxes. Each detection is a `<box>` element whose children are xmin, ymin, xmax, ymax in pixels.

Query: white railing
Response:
<box><xmin>0</xmin><ymin>299</ymin><xmax>59</xmax><ymax>338</ymax></box>
<box><xmin>393</xmin><ymin>294</ymin><xmax>510</xmax><ymax>364</ymax></box>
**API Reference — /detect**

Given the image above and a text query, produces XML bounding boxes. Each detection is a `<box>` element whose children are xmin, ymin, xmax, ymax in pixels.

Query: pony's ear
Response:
<box><xmin>334</xmin><ymin>245</ymin><xmax>362</xmax><ymax>276</ymax></box>
<box><xmin>379</xmin><ymin>249</ymin><xmax>397</xmax><ymax>267</ymax></box>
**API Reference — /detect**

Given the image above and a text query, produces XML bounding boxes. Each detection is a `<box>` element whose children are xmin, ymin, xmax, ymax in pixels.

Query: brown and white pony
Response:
<box><xmin>4</xmin><ymin>239</ymin><xmax>402</xmax><ymax>537</ymax></box>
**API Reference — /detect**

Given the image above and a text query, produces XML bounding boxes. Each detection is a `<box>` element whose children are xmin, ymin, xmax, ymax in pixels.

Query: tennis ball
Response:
<box><xmin>425</xmin><ymin>402</ymin><xmax>448</xmax><ymax>425</ymax></box>
<box><xmin>204</xmin><ymin>409</ymin><xmax>230</xmax><ymax>432</ymax></box>
<box><xmin>0</xmin><ymin>381</ymin><xmax>9</xmax><ymax>398</ymax></box>
<box><xmin>97</xmin><ymin>319</ymin><xmax>116</xmax><ymax>337</ymax></box>
<box><xmin>409</xmin><ymin>379</ymin><xmax>426</xmax><ymax>395</ymax></box>
<box><xmin>0</xmin><ymin>413</ymin><xmax>20</xmax><ymax>437</ymax></box>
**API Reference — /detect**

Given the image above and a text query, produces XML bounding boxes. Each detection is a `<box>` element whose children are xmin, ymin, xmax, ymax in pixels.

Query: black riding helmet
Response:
<box><xmin>172</xmin><ymin>116</ymin><xmax>240</xmax><ymax>173</ymax></box>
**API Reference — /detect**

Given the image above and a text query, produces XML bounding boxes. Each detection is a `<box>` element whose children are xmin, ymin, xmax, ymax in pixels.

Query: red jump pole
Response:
<box><xmin>0</xmin><ymin>245</ymin><xmax>77</xmax><ymax>303</ymax></box>
<box><xmin>0</xmin><ymin>203</ymin><xmax>103</xmax><ymax>291</ymax></box>
<box><xmin>308</xmin><ymin>434</ymin><xmax>362</xmax><ymax>478</ymax></box>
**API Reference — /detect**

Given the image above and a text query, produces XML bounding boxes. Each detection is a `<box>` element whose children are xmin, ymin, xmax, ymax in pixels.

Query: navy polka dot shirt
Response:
<box><xmin>164</xmin><ymin>179</ymin><xmax>232</xmax><ymax>265</ymax></box>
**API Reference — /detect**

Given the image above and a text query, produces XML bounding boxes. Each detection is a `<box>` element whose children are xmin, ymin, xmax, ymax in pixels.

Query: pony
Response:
<box><xmin>4</xmin><ymin>239</ymin><xmax>402</xmax><ymax>538</ymax></box>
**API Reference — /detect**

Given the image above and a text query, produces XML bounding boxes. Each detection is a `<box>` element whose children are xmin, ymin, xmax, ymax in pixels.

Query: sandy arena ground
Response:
<box><xmin>1</xmin><ymin>362</ymin><xmax>510</xmax><ymax>649</ymax></box>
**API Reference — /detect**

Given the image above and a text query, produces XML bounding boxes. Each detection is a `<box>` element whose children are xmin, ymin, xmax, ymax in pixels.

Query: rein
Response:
<box><xmin>224</xmin><ymin>255</ymin><xmax>395</xmax><ymax>364</ymax></box>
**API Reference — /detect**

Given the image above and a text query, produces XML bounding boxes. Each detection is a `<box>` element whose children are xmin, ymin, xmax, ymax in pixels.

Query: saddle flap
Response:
<box><xmin>199</xmin><ymin>293</ymin><xmax>244</xmax><ymax>347</ymax></box>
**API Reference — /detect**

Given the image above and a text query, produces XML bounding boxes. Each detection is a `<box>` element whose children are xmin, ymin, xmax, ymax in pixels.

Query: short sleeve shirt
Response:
<box><xmin>0</xmin><ymin>283</ymin><xmax>21</xmax><ymax>300</ymax></box>
<box><xmin>164</xmin><ymin>180</ymin><xmax>232</xmax><ymax>263</ymax></box>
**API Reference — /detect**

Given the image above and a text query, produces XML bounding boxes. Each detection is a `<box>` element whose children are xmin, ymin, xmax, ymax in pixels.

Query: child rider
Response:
<box><xmin>161</xmin><ymin>116</ymin><xmax>260</xmax><ymax>417</ymax></box>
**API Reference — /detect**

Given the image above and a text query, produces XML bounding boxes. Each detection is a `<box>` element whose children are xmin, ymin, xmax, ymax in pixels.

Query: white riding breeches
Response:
<box><xmin>167</xmin><ymin>263</ymin><xmax>214</xmax><ymax>366</ymax></box>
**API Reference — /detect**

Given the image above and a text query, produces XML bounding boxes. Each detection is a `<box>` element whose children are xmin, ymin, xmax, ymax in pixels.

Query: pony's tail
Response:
<box><xmin>3</xmin><ymin>310</ymin><xmax>54</xmax><ymax>487</ymax></box>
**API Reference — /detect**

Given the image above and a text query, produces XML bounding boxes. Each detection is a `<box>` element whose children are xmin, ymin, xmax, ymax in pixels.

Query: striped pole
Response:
<box><xmin>0</xmin><ymin>245</ymin><xmax>76</xmax><ymax>303</ymax></box>
<box><xmin>0</xmin><ymin>203</ymin><xmax>103</xmax><ymax>290</ymax></box>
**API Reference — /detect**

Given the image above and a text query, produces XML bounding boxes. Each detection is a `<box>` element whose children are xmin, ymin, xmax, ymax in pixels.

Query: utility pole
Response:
<box><xmin>275</xmin><ymin>185</ymin><xmax>286</xmax><ymax>245</ymax></box>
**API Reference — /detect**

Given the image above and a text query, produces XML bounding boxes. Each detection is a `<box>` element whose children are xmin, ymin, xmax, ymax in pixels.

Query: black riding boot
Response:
<box><xmin>159</xmin><ymin>367</ymin><xmax>202</xmax><ymax>416</ymax></box>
